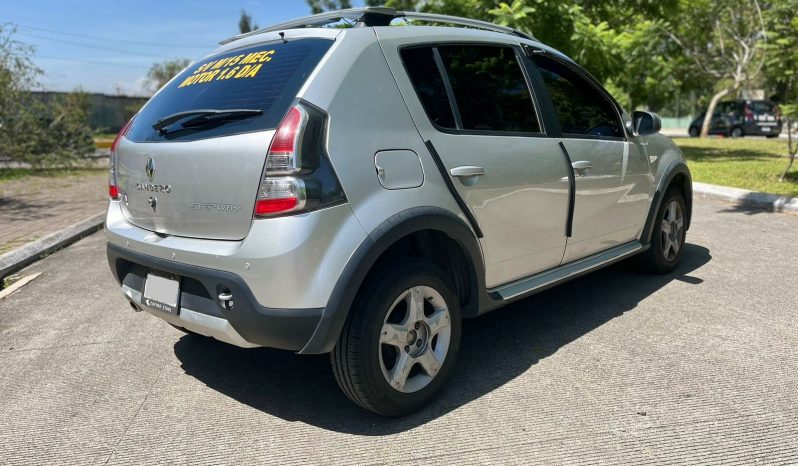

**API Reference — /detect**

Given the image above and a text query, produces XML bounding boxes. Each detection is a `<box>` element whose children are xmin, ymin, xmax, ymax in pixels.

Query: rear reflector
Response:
<box><xmin>109</xmin><ymin>185</ymin><xmax>120</xmax><ymax>199</ymax></box>
<box><xmin>255</xmin><ymin>197</ymin><xmax>299</xmax><ymax>215</ymax></box>
<box><xmin>254</xmin><ymin>177</ymin><xmax>305</xmax><ymax>217</ymax></box>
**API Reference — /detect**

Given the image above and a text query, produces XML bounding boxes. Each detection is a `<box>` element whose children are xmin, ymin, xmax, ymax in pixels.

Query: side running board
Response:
<box><xmin>490</xmin><ymin>241</ymin><xmax>646</xmax><ymax>301</ymax></box>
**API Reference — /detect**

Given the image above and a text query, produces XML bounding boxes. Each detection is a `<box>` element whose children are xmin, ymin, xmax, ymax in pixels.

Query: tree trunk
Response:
<box><xmin>780</xmin><ymin>117</ymin><xmax>797</xmax><ymax>182</ymax></box>
<box><xmin>700</xmin><ymin>87</ymin><xmax>733</xmax><ymax>138</ymax></box>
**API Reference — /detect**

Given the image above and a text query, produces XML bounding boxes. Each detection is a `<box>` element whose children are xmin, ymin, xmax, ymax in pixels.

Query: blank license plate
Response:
<box><xmin>143</xmin><ymin>273</ymin><xmax>180</xmax><ymax>314</ymax></box>
<box><xmin>761</xmin><ymin>126</ymin><xmax>771</xmax><ymax>132</ymax></box>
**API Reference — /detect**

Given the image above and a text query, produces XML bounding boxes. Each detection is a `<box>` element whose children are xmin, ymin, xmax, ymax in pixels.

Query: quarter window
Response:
<box><xmin>401</xmin><ymin>47</ymin><xmax>456</xmax><ymax>129</ymax></box>
<box><xmin>532</xmin><ymin>55</ymin><xmax>623</xmax><ymax>138</ymax></box>
<box><xmin>401</xmin><ymin>45</ymin><xmax>540</xmax><ymax>133</ymax></box>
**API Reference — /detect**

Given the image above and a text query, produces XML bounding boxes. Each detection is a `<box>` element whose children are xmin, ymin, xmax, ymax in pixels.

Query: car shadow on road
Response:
<box><xmin>173</xmin><ymin>243</ymin><xmax>711</xmax><ymax>435</ymax></box>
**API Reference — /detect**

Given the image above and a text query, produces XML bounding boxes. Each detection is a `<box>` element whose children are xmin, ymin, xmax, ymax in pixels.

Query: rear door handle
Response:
<box><xmin>571</xmin><ymin>160</ymin><xmax>592</xmax><ymax>176</ymax></box>
<box><xmin>450</xmin><ymin>166</ymin><xmax>485</xmax><ymax>186</ymax></box>
<box><xmin>450</xmin><ymin>166</ymin><xmax>485</xmax><ymax>177</ymax></box>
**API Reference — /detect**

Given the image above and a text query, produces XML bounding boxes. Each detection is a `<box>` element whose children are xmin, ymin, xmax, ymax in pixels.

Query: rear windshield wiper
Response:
<box><xmin>152</xmin><ymin>109</ymin><xmax>263</xmax><ymax>134</ymax></box>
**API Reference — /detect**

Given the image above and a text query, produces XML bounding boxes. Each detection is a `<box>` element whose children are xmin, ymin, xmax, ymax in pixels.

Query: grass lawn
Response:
<box><xmin>0</xmin><ymin>167</ymin><xmax>107</xmax><ymax>182</ymax></box>
<box><xmin>674</xmin><ymin>138</ymin><xmax>798</xmax><ymax>197</ymax></box>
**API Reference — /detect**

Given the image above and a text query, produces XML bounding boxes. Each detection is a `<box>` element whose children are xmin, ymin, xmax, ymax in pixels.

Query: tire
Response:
<box><xmin>331</xmin><ymin>260</ymin><xmax>462</xmax><ymax>416</ymax></box>
<box><xmin>731</xmin><ymin>126</ymin><xmax>744</xmax><ymax>138</ymax></box>
<box><xmin>766</xmin><ymin>134</ymin><xmax>779</xmax><ymax>139</ymax></box>
<box><xmin>688</xmin><ymin>126</ymin><xmax>699</xmax><ymax>138</ymax></box>
<box><xmin>637</xmin><ymin>188</ymin><xmax>687</xmax><ymax>274</ymax></box>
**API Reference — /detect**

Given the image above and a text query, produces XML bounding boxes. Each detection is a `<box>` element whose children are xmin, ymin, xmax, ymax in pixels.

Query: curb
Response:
<box><xmin>693</xmin><ymin>182</ymin><xmax>798</xmax><ymax>214</ymax></box>
<box><xmin>0</xmin><ymin>213</ymin><xmax>105</xmax><ymax>280</ymax></box>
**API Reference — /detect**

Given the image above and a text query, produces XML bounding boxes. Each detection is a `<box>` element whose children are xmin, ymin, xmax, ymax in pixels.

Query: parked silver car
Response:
<box><xmin>106</xmin><ymin>8</ymin><xmax>692</xmax><ymax>416</ymax></box>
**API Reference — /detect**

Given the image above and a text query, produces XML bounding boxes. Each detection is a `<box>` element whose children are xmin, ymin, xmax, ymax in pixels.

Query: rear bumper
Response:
<box><xmin>107</xmin><ymin>243</ymin><xmax>323</xmax><ymax>351</ymax></box>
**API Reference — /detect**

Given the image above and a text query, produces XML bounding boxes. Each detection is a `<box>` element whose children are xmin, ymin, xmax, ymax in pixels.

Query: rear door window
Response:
<box><xmin>401</xmin><ymin>44</ymin><xmax>541</xmax><ymax>134</ymax></box>
<box><xmin>127</xmin><ymin>38</ymin><xmax>333</xmax><ymax>143</ymax></box>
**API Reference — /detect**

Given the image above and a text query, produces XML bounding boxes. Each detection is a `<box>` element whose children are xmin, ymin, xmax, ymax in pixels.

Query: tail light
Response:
<box><xmin>254</xmin><ymin>101</ymin><xmax>345</xmax><ymax>217</ymax></box>
<box><xmin>109</xmin><ymin>116</ymin><xmax>135</xmax><ymax>200</ymax></box>
<box><xmin>744</xmin><ymin>104</ymin><xmax>754</xmax><ymax>123</ymax></box>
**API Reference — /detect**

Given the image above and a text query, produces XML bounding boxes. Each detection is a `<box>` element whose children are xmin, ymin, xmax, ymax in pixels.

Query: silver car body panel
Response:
<box><xmin>298</xmin><ymin>28</ymin><xmax>467</xmax><ymax>236</ymax></box>
<box><xmin>107</xmin><ymin>201</ymin><xmax>368</xmax><ymax>309</ymax></box>
<box><xmin>376</xmin><ymin>27</ymin><xmax>567</xmax><ymax>287</ymax></box>
<box><xmin>643</xmin><ymin>133</ymin><xmax>688</xmax><ymax>189</ymax></box>
<box><xmin>115</xmin><ymin>130</ymin><xmax>273</xmax><ymax>240</ymax></box>
<box><xmin>560</xmin><ymin>137</ymin><xmax>651</xmax><ymax>263</ymax></box>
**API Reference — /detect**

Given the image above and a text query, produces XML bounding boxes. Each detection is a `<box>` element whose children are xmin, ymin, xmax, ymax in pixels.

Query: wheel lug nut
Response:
<box><xmin>416</xmin><ymin>339</ymin><xmax>422</xmax><ymax>347</ymax></box>
<box><xmin>404</xmin><ymin>345</ymin><xmax>410</xmax><ymax>353</ymax></box>
<box><xmin>414</xmin><ymin>322</ymin><xmax>420</xmax><ymax>330</ymax></box>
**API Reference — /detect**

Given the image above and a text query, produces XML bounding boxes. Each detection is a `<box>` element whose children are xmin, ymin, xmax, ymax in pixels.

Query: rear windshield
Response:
<box><xmin>127</xmin><ymin>38</ymin><xmax>333</xmax><ymax>143</ymax></box>
<box><xmin>750</xmin><ymin>101</ymin><xmax>776</xmax><ymax>114</ymax></box>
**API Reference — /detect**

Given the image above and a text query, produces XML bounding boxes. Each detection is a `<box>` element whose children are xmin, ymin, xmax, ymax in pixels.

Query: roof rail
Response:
<box><xmin>219</xmin><ymin>7</ymin><xmax>533</xmax><ymax>45</ymax></box>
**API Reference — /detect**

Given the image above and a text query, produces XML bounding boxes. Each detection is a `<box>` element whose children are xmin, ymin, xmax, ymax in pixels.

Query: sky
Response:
<box><xmin>3</xmin><ymin>0</ymin><xmax>362</xmax><ymax>96</ymax></box>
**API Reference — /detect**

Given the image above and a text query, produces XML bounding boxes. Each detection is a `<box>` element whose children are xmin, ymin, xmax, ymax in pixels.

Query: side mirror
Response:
<box><xmin>632</xmin><ymin>111</ymin><xmax>661</xmax><ymax>136</ymax></box>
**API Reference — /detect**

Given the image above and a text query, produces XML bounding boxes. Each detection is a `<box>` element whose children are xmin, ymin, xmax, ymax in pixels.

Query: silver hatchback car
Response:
<box><xmin>106</xmin><ymin>8</ymin><xmax>692</xmax><ymax>416</ymax></box>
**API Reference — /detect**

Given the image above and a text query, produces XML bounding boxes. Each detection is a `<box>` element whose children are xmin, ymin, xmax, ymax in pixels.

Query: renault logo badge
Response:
<box><xmin>145</xmin><ymin>157</ymin><xmax>155</xmax><ymax>182</ymax></box>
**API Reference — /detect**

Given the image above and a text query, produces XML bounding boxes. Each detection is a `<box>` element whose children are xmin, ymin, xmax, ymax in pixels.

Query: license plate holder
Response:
<box><xmin>143</xmin><ymin>273</ymin><xmax>180</xmax><ymax>314</ymax></box>
<box><xmin>761</xmin><ymin>126</ymin><xmax>771</xmax><ymax>132</ymax></box>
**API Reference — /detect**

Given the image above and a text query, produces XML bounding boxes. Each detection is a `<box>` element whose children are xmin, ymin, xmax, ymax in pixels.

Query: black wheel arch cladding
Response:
<box><xmin>299</xmin><ymin>206</ymin><xmax>485</xmax><ymax>354</ymax></box>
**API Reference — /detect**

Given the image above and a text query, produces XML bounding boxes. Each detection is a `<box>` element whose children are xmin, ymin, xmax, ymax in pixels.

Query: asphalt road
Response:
<box><xmin>1</xmin><ymin>199</ymin><xmax>797</xmax><ymax>465</ymax></box>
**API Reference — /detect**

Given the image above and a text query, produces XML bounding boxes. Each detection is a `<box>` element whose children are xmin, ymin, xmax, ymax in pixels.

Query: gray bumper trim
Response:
<box><xmin>122</xmin><ymin>284</ymin><xmax>259</xmax><ymax>348</ymax></box>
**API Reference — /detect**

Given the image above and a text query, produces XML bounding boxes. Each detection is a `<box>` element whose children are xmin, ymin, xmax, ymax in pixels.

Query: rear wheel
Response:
<box><xmin>731</xmin><ymin>126</ymin><xmax>744</xmax><ymax>138</ymax></box>
<box><xmin>688</xmin><ymin>126</ymin><xmax>699</xmax><ymax>138</ymax></box>
<box><xmin>766</xmin><ymin>134</ymin><xmax>779</xmax><ymax>139</ymax></box>
<box><xmin>331</xmin><ymin>261</ymin><xmax>462</xmax><ymax>416</ymax></box>
<box><xmin>637</xmin><ymin>188</ymin><xmax>687</xmax><ymax>274</ymax></box>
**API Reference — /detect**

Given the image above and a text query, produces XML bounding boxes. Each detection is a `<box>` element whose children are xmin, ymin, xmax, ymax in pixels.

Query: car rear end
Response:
<box><xmin>742</xmin><ymin>100</ymin><xmax>782</xmax><ymax>136</ymax></box>
<box><xmin>105</xmin><ymin>29</ymin><xmax>368</xmax><ymax>350</ymax></box>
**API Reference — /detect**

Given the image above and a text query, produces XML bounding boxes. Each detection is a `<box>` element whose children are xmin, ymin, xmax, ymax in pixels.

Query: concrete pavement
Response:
<box><xmin>0</xmin><ymin>169</ymin><xmax>107</xmax><ymax>255</ymax></box>
<box><xmin>1</xmin><ymin>199</ymin><xmax>797</xmax><ymax>464</ymax></box>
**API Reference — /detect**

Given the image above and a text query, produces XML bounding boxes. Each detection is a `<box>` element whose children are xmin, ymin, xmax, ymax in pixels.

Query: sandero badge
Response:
<box><xmin>136</xmin><ymin>158</ymin><xmax>172</xmax><ymax>194</ymax></box>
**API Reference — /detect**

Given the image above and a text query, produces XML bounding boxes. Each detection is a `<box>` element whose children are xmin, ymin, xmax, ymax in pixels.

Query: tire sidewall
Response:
<box><xmin>355</xmin><ymin>262</ymin><xmax>462</xmax><ymax>415</ymax></box>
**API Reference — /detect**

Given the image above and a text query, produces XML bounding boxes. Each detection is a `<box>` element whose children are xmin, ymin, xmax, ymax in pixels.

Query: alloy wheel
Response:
<box><xmin>660</xmin><ymin>200</ymin><xmax>684</xmax><ymax>261</ymax></box>
<box><xmin>379</xmin><ymin>285</ymin><xmax>452</xmax><ymax>394</ymax></box>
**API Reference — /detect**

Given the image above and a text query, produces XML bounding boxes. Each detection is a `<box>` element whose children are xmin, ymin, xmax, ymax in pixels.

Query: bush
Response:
<box><xmin>0</xmin><ymin>24</ymin><xmax>95</xmax><ymax>167</ymax></box>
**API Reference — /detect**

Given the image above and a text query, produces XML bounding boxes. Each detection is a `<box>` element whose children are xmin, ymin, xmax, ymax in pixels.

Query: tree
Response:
<box><xmin>306</xmin><ymin>0</ymin><xmax>352</xmax><ymax>14</ymax></box>
<box><xmin>780</xmin><ymin>105</ymin><xmax>798</xmax><ymax>182</ymax></box>
<box><xmin>35</xmin><ymin>91</ymin><xmax>96</xmax><ymax>167</ymax></box>
<box><xmin>665</xmin><ymin>0</ymin><xmax>767</xmax><ymax>137</ymax></box>
<box><xmin>146</xmin><ymin>58</ymin><xmax>191</xmax><ymax>92</ymax></box>
<box><xmin>239</xmin><ymin>10</ymin><xmax>258</xmax><ymax>34</ymax></box>
<box><xmin>414</xmin><ymin>0</ymin><xmax>683</xmax><ymax>111</ymax></box>
<box><xmin>761</xmin><ymin>0</ymin><xmax>798</xmax><ymax>103</ymax></box>
<box><xmin>0</xmin><ymin>24</ymin><xmax>94</xmax><ymax>167</ymax></box>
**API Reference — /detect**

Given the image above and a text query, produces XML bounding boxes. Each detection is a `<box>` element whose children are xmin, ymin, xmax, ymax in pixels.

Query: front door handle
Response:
<box><xmin>571</xmin><ymin>160</ymin><xmax>592</xmax><ymax>176</ymax></box>
<box><xmin>450</xmin><ymin>166</ymin><xmax>485</xmax><ymax>187</ymax></box>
